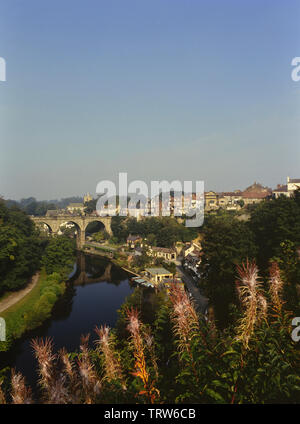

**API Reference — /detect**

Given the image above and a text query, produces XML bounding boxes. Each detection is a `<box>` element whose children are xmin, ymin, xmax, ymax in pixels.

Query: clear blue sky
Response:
<box><xmin>0</xmin><ymin>0</ymin><xmax>299</xmax><ymax>200</ymax></box>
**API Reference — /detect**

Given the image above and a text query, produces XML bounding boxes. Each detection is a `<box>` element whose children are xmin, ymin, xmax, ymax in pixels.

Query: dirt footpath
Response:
<box><xmin>0</xmin><ymin>272</ymin><xmax>40</xmax><ymax>314</ymax></box>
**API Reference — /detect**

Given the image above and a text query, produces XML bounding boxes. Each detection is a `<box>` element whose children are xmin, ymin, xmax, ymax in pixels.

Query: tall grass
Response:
<box><xmin>1</xmin><ymin>261</ymin><xmax>299</xmax><ymax>404</ymax></box>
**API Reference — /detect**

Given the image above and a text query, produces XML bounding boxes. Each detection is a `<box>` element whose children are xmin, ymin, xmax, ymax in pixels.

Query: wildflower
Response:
<box><xmin>46</xmin><ymin>374</ymin><xmax>70</xmax><ymax>404</ymax></box>
<box><xmin>59</xmin><ymin>348</ymin><xmax>75</xmax><ymax>381</ymax></box>
<box><xmin>126</xmin><ymin>307</ymin><xmax>159</xmax><ymax>403</ymax></box>
<box><xmin>235</xmin><ymin>260</ymin><xmax>268</xmax><ymax>349</ymax></box>
<box><xmin>31</xmin><ymin>337</ymin><xmax>56</xmax><ymax>392</ymax></box>
<box><xmin>11</xmin><ymin>370</ymin><xmax>32</xmax><ymax>404</ymax></box>
<box><xmin>169</xmin><ymin>285</ymin><xmax>202</xmax><ymax>383</ymax></box>
<box><xmin>31</xmin><ymin>337</ymin><xmax>70</xmax><ymax>403</ymax></box>
<box><xmin>95</xmin><ymin>325</ymin><xmax>126</xmax><ymax>389</ymax></box>
<box><xmin>269</xmin><ymin>262</ymin><xmax>284</xmax><ymax>314</ymax></box>
<box><xmin>143</xmin><ymin>326</ymin><xmax>158</xmax><ymax>379</ymax></box>
<box><xmin>169</xmin><ymin>285</ymin><xmax>201</xmax><ymax>354</ymax></box>
<box><xmin>77</xmin><ymin>334</ymin><xmax>102</xmax><ymax>403</ymax></box>
<box><xmin>0</xmin><ymin>382</ymin><xmax>6</xmax><ymax>404</ymax></box>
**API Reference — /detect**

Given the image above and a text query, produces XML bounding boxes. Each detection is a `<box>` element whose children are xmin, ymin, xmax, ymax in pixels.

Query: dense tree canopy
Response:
<box><xmin>111</xmin><ymin>216</ymin><xmax>197</xmax><ymax>247</ymax></box>
<box><xmin>199</xmin><ymin>195</ymin><xmax>300</xmax><ymax>325</ymax></box>
<box><xmin>42</xmin><ymin>236</ymin><xmax>76</xmax><ymax>275</ymax></box>
<box><xmin>249</xmin><ymin>192</ymin><xmax>300</xmax><ymax>273</ymax></box>
<box><xmin>200</xmin><ymin>213</ymin><xmax>257</xmax><ymax>286</ymax></box>
<box><xmin>199</xmin><ymin>212</ymin><xmax>257</xmax><ymax>325</ymax></box>
<box><xmin>0</xmin><ymin>200</ymin><xmax>43</xmax><ymax>295</ymax></box>
<box><xmin>0</xmin><ymin>199</ymin><xmax>76</xmax><ymax>295</ymax></box>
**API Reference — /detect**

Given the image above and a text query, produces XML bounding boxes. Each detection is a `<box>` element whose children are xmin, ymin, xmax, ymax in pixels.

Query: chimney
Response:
<box><xmin>287</xmin><ymin>176</ymin><xmax>290</xmax><ymax>183</ymax></box>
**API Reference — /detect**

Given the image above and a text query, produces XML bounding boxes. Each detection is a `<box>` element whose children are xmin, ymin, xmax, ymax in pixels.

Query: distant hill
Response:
<box><xmin>4</xmin><ymin>196</ymin><xmax>84</xmax><ymax>216</ymax></box>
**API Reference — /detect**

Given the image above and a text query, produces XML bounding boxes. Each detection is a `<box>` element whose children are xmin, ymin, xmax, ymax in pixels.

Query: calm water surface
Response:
<box><xmin>0</xmin><ymin>253</ymin><xmax>134</xmax><ymax>389</ymax></box>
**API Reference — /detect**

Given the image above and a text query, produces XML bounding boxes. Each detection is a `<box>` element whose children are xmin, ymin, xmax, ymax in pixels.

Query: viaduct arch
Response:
<box><xmin>72</xmin><ymin>253</ymin><xmax>113</xmax><ymax>286</ymax></box>
<box><xmin>31</xmin><ymin>215</ymin><xmax>112</xmax><ymax>249</ymax></box>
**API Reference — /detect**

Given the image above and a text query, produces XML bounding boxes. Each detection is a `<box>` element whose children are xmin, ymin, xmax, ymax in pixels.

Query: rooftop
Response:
<box><xmin>242</xmin><ymin>192</ymin><xmax>269</xmax><ymax>199</ymax></box>
<box><xmin>127</xmin><ymin>234</ymin><xmax>142</xmax><ymax>241</ymax></box>
<box><xmin>151</xmin><ymin>246</ymin><xmax>176</xmax><ymax>253</ymax></box>
<box><xmin>145</xmin><ymin>267</ymin><xmax>172</xmax><ymax>275</ymax></box>
<box><xmin>243</xmin><ymin>182</ymin><xmax>271</xmax><ymax>194</ymax></box>
<box><xmin>220</xmin><ymin>191</ymin><xmax>242</xmax><ymax>197</ymax></box>
<box><xmin>273</xmin><ymin>185</ymin><xmax>288</xmax><ymax>192</ymax></box>
<box><xmin>68</xmin><ymin>203</ymin><xmax>84</xmax><ymax>207</ymax></box>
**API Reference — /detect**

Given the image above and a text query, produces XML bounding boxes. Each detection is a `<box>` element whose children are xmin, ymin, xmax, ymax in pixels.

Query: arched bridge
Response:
<box><xmin>73</xmin><ymin>254</ymin><xmax>112</xmax><ymax>286</ymax></box>
<box><xmin>31</xmin><ymin>215</ymin><xmax>112</xmax><ymax>249</ymax></box>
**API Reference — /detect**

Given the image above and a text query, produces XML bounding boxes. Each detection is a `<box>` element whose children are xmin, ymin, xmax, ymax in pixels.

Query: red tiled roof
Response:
<box><xmin>242</xmin><ymin>192</ymin><xmax>269</xmax><ymax>199</ymax></box>
<box><xmin>243</xmin><ymin>182</ymin><xmax>271</xmax><ymax>193</ymax></box>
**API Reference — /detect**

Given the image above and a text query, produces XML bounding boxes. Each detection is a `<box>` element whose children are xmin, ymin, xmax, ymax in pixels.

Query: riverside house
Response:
<box><xmin>144</xmin><ymin>267</ymin><xmax>173</xmax><ymax>285</ymax></box>
<box><xmin>126</xmin><ymin>234</ymin><xmax>143</xmax><ymax>249</ymax></box>
<box><xmin>148</xmin><ymin>246</ymin><xmax>177</xmax><ymax>262</ymax></box>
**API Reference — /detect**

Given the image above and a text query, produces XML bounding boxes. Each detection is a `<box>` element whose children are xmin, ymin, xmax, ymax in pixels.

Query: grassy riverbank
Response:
<box><xmin>0</xmin><ymin>269</ymin><xmax>66</xmax><ymax>352</ymax></box>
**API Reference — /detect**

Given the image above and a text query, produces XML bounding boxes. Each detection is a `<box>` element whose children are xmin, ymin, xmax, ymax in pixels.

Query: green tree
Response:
<box><xmin>199</xmin><ymin>213</ymin><xmax>257</xmax><ymax>325</ymax></box>
<box><xmin>0</xmin><ymin>200</ymin><xmax>42</xmax><ymax>295</ymax></box>
<box><xmin>249</xmin><ymin>195</ymin><xmax>300</xmax><ymax>273</ymax></box>
<box><xmin>42</xmin><ymin>236</ymin><xmax>75</xmax><ymax>276</ymax></box>
<box><xmin>92</xmin><ymin>230</ymin><xmax>109</xmax><ymax>242</ymax></box>
<box><xmin>111</xmin><ymin>216</ymin><xmax>129</xmax><ymax>242</ymax></box>
<box><xmin>84</xmin><ymin>199</ymin><xmax>97</xmax><ymax>214</ymax></box>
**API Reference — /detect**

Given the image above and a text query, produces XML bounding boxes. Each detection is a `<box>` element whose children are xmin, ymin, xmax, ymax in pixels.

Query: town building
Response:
<box><xmin>241</xmin><ymin>182</ymin><xmax>271</xmax><ymax>205</ymax></box>
<box><xmin>218</xmin><ymin>191</ymin><xmax>243</xmax><ymax>209</ymax></box>
<box><xmin>181</xmin><ymin>241</ymin><xmax>202</xmax><ymax>257</ymax></box>
<box><xmin>287</xmin><ymin>177</ymin><xmax>300</xmax><ymax>192</ymax></box>
<box><xmin>273</xmin><ymin>184</ymin><xmax>289</xmax><ymax>198</ymax></box>
<box><xmin>204</xmin><ymin>191</ymin><xmax>218</xmax><ymax>210</ymax></box>
<box><xmin>182</xmin><ymin>243</ymin><xmax>195</xmax><ymax>257</ymax></box>
<box><xmin>273</xmin><ymin>177</ymin><xmax>300</xmax><ymax>198</ymax></box>
<box><xmin>148</xmin><ymin>246</ymin><xmax>177</xmax><ymax>261</ymax></box>
<box><xmin>83</xmin><ymin>192</ymin><xmax>93</xmax><ymax>203</ymax></box>
<box><xmin>67</xmin><ymin>203</ymin><xmax>85</xmax><ymax>214</ymax></box>
<box><xmin>126</xmin><ymin>234</ymin><xmax>143</xmax><ymax>249</ymax></box>
<box><xmin>144</xmin><ymin>267</ymin><xmax>174</xmax><ymax>284</ymax></box>
<box><xmin>183</xmin><ymin>250</ymin><xmax>203</xmax><ymax>277</ymax></box>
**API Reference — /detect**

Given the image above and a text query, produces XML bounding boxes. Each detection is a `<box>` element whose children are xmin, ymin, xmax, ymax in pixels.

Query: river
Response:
<box><xmin>0</xmin><ymin>252</ymin><xmax>135</xmax><ymax>390</ymax></box>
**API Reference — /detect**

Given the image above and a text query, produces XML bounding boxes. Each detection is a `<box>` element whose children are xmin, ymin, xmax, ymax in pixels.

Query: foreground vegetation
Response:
<box><xmin>0</xmin><ymin>200</ymin><xmax>42</xmax><ymax>296</ymax></box>
<box><xmin>0</xmin><ymin>270</ymin><xmax>66</xmax><ymax>352</ymax></box>
<box><xmin>1</xmin><ymin>261</ymin><xmax>299</xmax><ymax>404</ymax></box>
<box><xmin>199</xmin><ymin>193</ymin><xmax>300</xmax><ymax>325</ymax></box>
<box><xmin>1</xmin><ymin>194</ymin><xmax>299</xmax><ymax>403</ymax></box>
<box><xmin>0</xmin><ymin>199</ymin><xmax>76</xmax><ymax>352</ymax></box>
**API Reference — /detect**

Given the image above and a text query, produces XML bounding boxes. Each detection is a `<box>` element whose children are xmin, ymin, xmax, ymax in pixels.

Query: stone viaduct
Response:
<box><xmin>73</xmin><ymin>253</ymin><xmax>112</xmax><ymax>286</ymax></box>
<box><xmin>31</xmin><ymin>215</ymin><xmax>112</xmax><ymax>249</ymax></box>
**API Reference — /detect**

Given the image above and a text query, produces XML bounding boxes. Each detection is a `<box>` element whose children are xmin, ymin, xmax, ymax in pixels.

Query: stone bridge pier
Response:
<box><xmin>31</xmin><ymin>215</ymin><xmax>112</xmax><ymax>249</ymax></box>
<box><xmin>73</xmin><ymin>255</ymin><xmax>112</xmax><ymax>286</ymax></box>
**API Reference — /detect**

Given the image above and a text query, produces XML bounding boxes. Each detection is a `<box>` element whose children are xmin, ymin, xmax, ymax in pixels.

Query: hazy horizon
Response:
<box><xmin>1</xmin><ymin>0</ymin><xmax>299</xmax><ymax>200</ymax></box>
<box><xmin>3</xmin><ymin>178</ymin><xmax>283</xmax><ymax>203</ymax></box>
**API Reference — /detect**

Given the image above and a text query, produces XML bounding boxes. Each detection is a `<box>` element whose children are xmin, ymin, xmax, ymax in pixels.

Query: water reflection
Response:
<box><xmin>0</xmin><ymin>252</ymin><xmax>133</xmax><ymax>389</ymax></box>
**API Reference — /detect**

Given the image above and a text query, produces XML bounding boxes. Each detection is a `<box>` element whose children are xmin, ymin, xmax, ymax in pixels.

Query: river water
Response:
<box><xmin>0</xmin><ymin>252</ymin><xmax>134</xmax><ymax>390</ymax></box>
